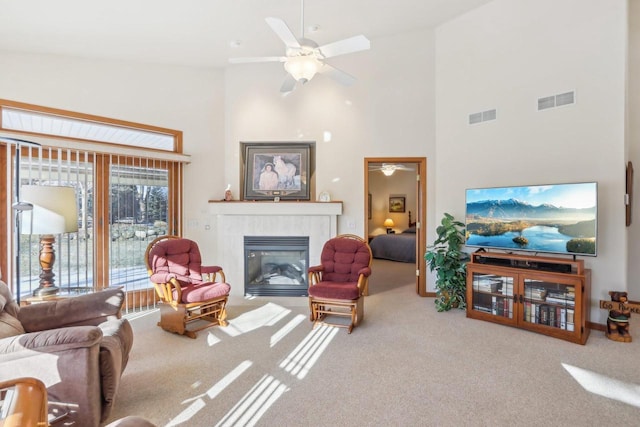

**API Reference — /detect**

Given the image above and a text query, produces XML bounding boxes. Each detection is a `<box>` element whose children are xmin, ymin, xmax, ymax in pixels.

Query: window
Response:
<box><xmin>1</xmin><ymin>100</ymin><xmax>185</xmax><ymax>309</ymax></box>
<box><xmin>1</xmin><ymin>101</ymin><xmax>180</xmax><ymax>152</ymax></box>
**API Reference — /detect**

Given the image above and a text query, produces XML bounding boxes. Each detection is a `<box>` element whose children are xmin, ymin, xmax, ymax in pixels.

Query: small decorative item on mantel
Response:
<box><xmin>600</xmin><ymin>291</ymin><xmax>640</xmax><ymax>342</ymax></box>
<box><xmin>318</xmin><ymin>191</ymin><xmax>331</xmax><ymax>202</ymax></box>
<box><xmin>224</xmin><ymin>184</ymin><xmax>233</xmax><ymax>201</ymax></box>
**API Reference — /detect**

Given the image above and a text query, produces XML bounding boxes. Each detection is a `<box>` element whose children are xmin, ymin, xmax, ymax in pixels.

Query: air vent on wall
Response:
<box><xmin>468</xmin><ymin>109</ymin><xmax>497</xmax><ymax>125</ymax></box>
<box><xmin>537</xmin><ymin>91</ymin><xmax>575</xmax><ymax>111</ymax></box>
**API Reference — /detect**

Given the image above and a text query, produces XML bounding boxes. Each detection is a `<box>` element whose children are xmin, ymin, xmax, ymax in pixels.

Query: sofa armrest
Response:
<box><xmin>98</xmin><ymin>319</ymin><xmax>134</xmax><ymax>422</ymax></box>
<box><xmin>0</xmin><ymin>326</ymin><xmax>102</xmax><ymax>360</ymax></box>
<box><xmin>18</xmin><ymin>288</ymin><xmax>125</xmax><ymax>332</ymax></box>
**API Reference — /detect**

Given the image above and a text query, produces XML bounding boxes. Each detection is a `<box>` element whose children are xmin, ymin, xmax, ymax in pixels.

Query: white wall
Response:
<box><xmin>2</xmin><ymin>1</ymin><xmax>633</xmax><ymax>318</ymax></box>
<box><xmin>223</xmin><ymin>28</ymin><xmax>435</xmax><ymax>244</ymax></box>
<box><xmin>628</xmin><ymin>0</ymin><xmax>640</xmax><ymax>300</ymax></box>
<box><xmin>0</xmin><ymin>51</ymin><xmax>226</xmax><ymax>257</ymax></box>
<box><xmin>435</xmin><ymin>0</ymin><xmax>628</xmax><ymax>322</ymax></box>
<box><xmin>0</xmin><ymin>28</ymin><xmax>435</xmax><ymax>286</ymax></box>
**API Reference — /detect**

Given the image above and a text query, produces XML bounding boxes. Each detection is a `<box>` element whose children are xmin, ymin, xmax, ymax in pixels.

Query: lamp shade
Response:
<box><xmin>20</xmin><ymin>185</ymin><xmax>78</xmax><ymax>235</ymax></box>
<box><xmin>383</xmin><ymin>218</ymin><xmax>395</xmax><ymax>228</ymax></box>
<box><xmin>284</xmin><ymin>55</ymin><xmax>322</xmax><ymax>82</ymax></box>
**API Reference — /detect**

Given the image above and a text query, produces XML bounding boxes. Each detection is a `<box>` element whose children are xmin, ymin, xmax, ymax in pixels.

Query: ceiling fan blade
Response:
<box><xmin>265</xmin><ymin>17</ymin><xmax>301</xmax><ymax>49</ymax></box>
<box><xmin>229</xmin><ymin>56</ymin><xmax>286</xmax><ymax>64</ymax></box>
<box><xmin>280</xmin><ymin>74</ymin><xmax>297</xmax><ymax>94</ymax></box>
<box><xmin>317</xmin><ymin>35</ymin><xmax>370</xmax><ymax>59</ymax></box>
<box><xmin>318</xmin><ymin>63</ymin><xmax>356</xmax><ymax>86</ymax></box>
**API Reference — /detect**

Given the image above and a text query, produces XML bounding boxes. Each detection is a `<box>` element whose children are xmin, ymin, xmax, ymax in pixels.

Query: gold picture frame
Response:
<box><xmin>389</xmin><ymin>196</ymin><xmax>405</xmax><ymax>213</ymax></box>
<box><xmin>241</xmin><ymin>142</ymin><xmax>314</xmax><ymax>201</ymax></box>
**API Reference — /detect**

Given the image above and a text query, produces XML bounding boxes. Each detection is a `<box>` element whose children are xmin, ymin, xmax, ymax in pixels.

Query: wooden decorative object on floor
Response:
<box><xmin>600</xmin><ymin>291</ymin><xmax>640</xmax><ymax>343</ymax></box>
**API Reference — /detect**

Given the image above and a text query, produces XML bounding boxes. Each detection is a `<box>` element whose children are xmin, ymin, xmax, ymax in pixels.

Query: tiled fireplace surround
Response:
<box><xmin>209</xmin><ymin>202</ymin><xmax>343</xmax><ymax>297</ymax></box>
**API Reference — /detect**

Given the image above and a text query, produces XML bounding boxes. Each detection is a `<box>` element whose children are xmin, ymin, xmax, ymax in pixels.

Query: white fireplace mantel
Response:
<box><xmin>208</xmin><ymin>201</ymin><xmax>343</xmax><ymax>297</ymax></box>
<box><xmin>208</xmin><ymin>201</ymin><xmax>342</xmax><ymax>216</ymax></box>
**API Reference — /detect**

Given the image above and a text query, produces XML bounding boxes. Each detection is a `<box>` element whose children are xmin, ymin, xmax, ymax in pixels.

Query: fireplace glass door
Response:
<box><xmin>244</xmin><ymin>236</ymin><xmax>309</xmax><ymax>296</ymax></box>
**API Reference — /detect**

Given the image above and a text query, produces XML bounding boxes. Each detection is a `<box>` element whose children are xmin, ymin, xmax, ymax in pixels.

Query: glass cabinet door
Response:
<box><xmin>469</xmin><ymin>272</ymin><xmax>515</xmax><ymax>320</ymax></box>
<box><xmin>522</xmin><ymin>278</ymin><xmax>577</xmax><ymax>331</ymax></box>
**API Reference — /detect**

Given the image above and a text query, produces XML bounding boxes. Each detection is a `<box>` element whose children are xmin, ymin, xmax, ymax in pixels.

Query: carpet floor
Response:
<box><xmin>107</xmin><ymin>259</ymin><xmax>640</xmax><ymax>426</ymax></box>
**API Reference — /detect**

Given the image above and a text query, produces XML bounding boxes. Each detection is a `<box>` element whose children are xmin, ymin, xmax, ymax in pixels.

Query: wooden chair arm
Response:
<box><xmin>201</xmin><ymin>266</ymin><xmax>226</xmax><ymax>283</ymax></box>
<box><xmin>357</xmin><ymin>267</ymin><xmax>372</xmax><ymax>277</ymax></box>
<box><xmin>0</xmin><ymin>377</ymin><xmax>48</xmax><ymax>427</ymax></box>
<box><xmin>308</xmin><ymin>271</ymin><xmax>322</xmax><ymax>286</ymax></box>
<box><xmin>308</xmin><ymin>265</ymin><xmax>324</xmax><ymax>286</ymax></box>
<box><xmin>357</xmin><ymin>274</ymin><xmax>369</xmax><ymax>296</ymax></box>
<box><xmin>152</xmin><ymin>278</ymin><xmax>183</xmax><ymax>304</ymax></box>
<box><xmin>149</xmin><ymin>272</ymin><xmax>177</xmax><ymax>284</ymax></box>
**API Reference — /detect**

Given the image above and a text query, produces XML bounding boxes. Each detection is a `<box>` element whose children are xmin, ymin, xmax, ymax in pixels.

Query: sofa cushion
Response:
<box><xmin>0</xmin><ymin>282</ymin><xmax>25</xmax><ymax>339</ymax></box>
<box><xmin>177</xmin><ymin>282</ymin><xmax>231</xmax><ymax>303</ymax></box>
<box><xmin>0</xmin><ymin>312</ymin><xmax>25</xmax><ymax>339</ymax></box>
<box><xmin>148</xmin><ymin>238</ymin><xmax>204</xmax><ymax>282</ymax></box>
<box><xmin>319</xmin><ymin>238</ymin><xmax>371</xmax><ymax>283</ymax></box>
<box><xmin>308</xmin><ymin>281</ymin><xmax>360</xmax><ymax>300</ymax></box>
<box><xmin>0</xmin><ymin>281</ymin><xmax>20</xmax><ymax>318</ymax></box>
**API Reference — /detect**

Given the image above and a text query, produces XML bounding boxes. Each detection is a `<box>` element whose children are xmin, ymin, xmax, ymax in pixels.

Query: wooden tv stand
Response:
<box><xmin>466</xmin><ymin>252</ymin><xmax>590</xmax><ymax>344</ymax></box>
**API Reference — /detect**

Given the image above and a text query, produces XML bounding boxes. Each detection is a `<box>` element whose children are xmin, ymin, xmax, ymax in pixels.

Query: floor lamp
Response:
<box><xmin>20</xmin><ymin>185</ymin><xmax>78</xmax><ymax>297</ymax></box>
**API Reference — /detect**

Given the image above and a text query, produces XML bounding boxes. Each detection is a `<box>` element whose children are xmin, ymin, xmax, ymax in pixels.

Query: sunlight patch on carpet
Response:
<box><xmin>206</xmin><ymin>331</ymin><xmax>222</xmax><ymax>346</ymax></box>
<box><xmin>270</xmin><ymin>314</ymin><xmax>306</xmax><ymax>348</ymax></box>
<box><xmin>207</xmin><ymin>361</ymin><xmax>254</xmax><ymax>400</ymax></box>
<box><xmin>123</xmin><ymin>308</ymin><xmax>159</xmax><ymax>321</ymax></box>
<box><xmin>165</xmin><ymin>399</ymin><xmax>206</xmax><ymax>427</ymax></box>
<box><xmin>221</xmin><ymin>303</ymin><xmax>291</xmax><ymax>337</ymax></box>
<box><xmin>165</xmin><ymin>361</ymin><xmax>253</xmax><ymax>426</ymax></box>
<box><xmin>562</xmin><ymin>363</ymin><xmax>640</xmax><ymax>408</ymax></box>
<box><xmin>279</xmin><ymin>324</ymin><xmax>339</xmax><ymax>379</ymax></box>
<box><xmin>215</xmin><ymin>374</ymin><xmax>289</xmax><ymax>427</ymax></box>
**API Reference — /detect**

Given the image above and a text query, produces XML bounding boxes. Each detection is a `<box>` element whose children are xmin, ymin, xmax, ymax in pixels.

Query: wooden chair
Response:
<box><xmin>308</xmin><ymin>234</ymin><xmax>372</xmax><ymax>333</ymax></box>
<box><xmin>0</xmin><ymin>377</ymin><xmax>48</xmax><ymax>427</ymax></box>
<box><xmin>145</xmin><ymin>235</ymin><xmax>231</xmax><ymax>338</ymax></box>
<box><xmin>0</xmin><ymin>377</ymin><xmax>156</xmax><ymax>426</ymax></box>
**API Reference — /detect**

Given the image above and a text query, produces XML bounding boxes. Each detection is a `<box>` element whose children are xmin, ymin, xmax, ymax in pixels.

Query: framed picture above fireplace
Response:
<box><xmin>241</xmin><ymin>142</ymin><xmax>314</xmax><ymax>201</ymax></box>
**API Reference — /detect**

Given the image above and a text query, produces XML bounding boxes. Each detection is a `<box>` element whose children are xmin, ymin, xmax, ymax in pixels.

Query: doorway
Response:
<box><xmin>364</xmin><ymin>157</ymin><xmax>427</xmax><ymax>296</ymax></box>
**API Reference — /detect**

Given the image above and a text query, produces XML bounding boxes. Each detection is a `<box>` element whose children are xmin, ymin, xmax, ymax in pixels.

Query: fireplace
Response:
<box><xmin>244</xmin><ymin>236</ymin><xmax>309</xmax><ymax>296</ymax></box>
<box><xmin>208</xmin><ymin>201</ymin><xmax>342</xmax><ymax>297</ymax></box>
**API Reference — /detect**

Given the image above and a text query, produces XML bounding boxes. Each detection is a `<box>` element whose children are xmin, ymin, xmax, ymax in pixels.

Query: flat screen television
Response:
<box><xmin>465</xmin><ymin>182</ymin><xmax>597</xmax><ymax>256</ymax></box>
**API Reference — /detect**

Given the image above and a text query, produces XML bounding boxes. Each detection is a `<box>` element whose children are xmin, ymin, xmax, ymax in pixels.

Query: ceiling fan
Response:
<box><xmin>369</xmin><ymin>163</ymin><xmax>415</xmax><ymax>176</ymax></box>
<box><xmin>229</xmin><ymin>0</ymin><xmax>370</xmax><ymax>94</ymax></box>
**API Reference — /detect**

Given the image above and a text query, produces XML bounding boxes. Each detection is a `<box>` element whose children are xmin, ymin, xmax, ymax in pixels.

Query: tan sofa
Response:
<box><xmin>0</xmin><ymin>280</ymin><xmax>134</xmax><ymax>426</ymax></box>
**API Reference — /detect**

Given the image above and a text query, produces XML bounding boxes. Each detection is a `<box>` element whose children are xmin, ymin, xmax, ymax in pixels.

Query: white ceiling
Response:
<box><xmin>0</xmin><ymin>0</ymin><xmax>493</xmax><ymax>69</ymax></box>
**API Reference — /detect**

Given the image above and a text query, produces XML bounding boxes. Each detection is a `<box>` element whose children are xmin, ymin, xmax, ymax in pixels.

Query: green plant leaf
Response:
<box><xmin>425</xmin><ymin>213</ymin><xmax>468</xmax><ymax>312</ymax></box>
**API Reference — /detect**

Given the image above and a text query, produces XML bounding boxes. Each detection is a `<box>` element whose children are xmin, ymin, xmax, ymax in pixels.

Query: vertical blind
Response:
<box><xmin>4</xmin><ymin>141</ymin><xmax>182</xmax><ymax>311</ymax></box>
<box><xmin>1</xmin><ymin>100</ymin><xmax>185</xmax><ymax>311</ymax></box>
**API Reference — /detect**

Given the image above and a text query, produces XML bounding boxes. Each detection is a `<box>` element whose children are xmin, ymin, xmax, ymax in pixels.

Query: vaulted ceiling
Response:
<box><xmin>0</xmin><ymin>0</ymin><xmax>493</xmax><ymax>68</ymax></box>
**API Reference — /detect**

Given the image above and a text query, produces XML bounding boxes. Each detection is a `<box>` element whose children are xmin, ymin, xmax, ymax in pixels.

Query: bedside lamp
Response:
<box><xmin>21</xmin><ymin>185</ymin><xmax>78</xmax><ymax>297</ymax></box>
<box><xmin>384</xmin><ymin>218</ymin><xmax>395</xmax><ymax>234</ymax></box>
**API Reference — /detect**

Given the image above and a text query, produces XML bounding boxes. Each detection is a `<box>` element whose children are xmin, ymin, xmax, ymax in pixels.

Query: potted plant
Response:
<box><xmin>425</xmin><ymin>213</ymin><xmax>469</xmax><ymax>311</ymax></box>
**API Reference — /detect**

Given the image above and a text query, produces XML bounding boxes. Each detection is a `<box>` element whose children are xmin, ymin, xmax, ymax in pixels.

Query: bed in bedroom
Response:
<box><xmin>369</xmin><ymin>212</ymin><xmax>417</xmax><ymax>263</ymax></box>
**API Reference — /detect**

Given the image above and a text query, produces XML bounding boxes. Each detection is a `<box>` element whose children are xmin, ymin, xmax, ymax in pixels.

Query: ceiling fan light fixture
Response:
<box><xmin>284</xmin><ymin>55</ymin><xmax>321</xmax><ymax>83</ymax></box>
<box><xmin>381</xmin><ymin>165</ymin><xmax>396</xmax><ymax>176</ymax></box>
